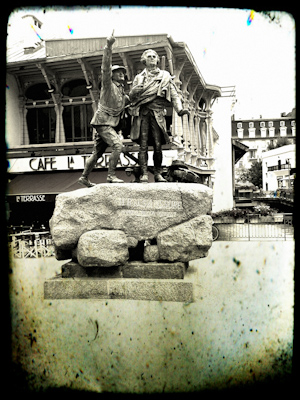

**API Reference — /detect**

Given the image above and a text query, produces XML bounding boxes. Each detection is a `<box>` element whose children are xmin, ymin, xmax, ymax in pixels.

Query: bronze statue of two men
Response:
<box><xmin>79</xmin><ymin>32</ymin><xmax>189</xmax><ymax>187</ymax></box>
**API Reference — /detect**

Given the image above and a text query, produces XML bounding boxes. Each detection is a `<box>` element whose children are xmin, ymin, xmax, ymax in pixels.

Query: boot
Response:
<box><xmin>153</xmin><ymin>151</ymin><xmax>166</xmax><ymax>182</ymax></box>
<box><xmin>107</xmin><ymin>174</ymin><xmax>124</xmax><ymax>183</ymax></box>
<box><xmin>139</xmin><ymin>154</ymin><xmax>149</xmax><ymax>183</ymax></box>
<box><xmin>139</xmin><ymin>166</ymin><xmax>148</xmax><ymax>183</ymax></box>
<box><xmin>79</xmin><ymin>153</ymin><xmax>98</xmax><ymax>187</ymax></box>
<box><xmin>140</xmin><ymin>173</ymin><xmax>148</xmax><ymax>183</ymax></box>
<box><xmin>78</xmin><ymin>176</ymin><xmax>96</xmax><ymax>188</ymax></box>
<box><xmin>154</xmin><ymin>173</ymin><xmax>167</xmax><ymax>182</ymax></box>
<box><xmin>107</xmin><ymin>149</ymin><xmax>124</xmax><ymax>183</ymax></box>
<box><xmin>154</xmin><ymin>166</ymin><xmax>167</xmax><ymax>182</ymax></box>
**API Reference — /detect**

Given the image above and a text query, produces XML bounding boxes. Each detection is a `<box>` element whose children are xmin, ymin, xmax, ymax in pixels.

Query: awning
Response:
<box><xmin>232</xmin><ymin>140</ymin><xmax>249</xmax><ymax>164</ymax></box>
<box><xmin>6</xmin><ymin>170</ymin><xmax>129</xmax><ymax>203</ymax></box>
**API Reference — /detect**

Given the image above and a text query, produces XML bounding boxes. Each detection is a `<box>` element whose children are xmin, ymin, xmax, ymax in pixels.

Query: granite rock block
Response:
<box><xmin>157</xmin><ymin>215</ymin><xmax>213</xmax><ymax>262</ymax></box>
<box><xmin>143</xmin><ymin>245</ymin><xmax>160</xmax><ymax>262</ymax></box>
<box><xmin>77</xmin><ymin>230</ymin><xmax>129</xmax><ymax>267</ymax></box>
<box><xmin>50</xmin><ymin>182</ymin><xmax>213</xmax><ymax>251</ymax></box>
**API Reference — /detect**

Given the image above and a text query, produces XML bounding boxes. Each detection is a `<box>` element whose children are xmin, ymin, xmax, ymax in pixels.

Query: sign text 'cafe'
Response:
<box><xmin>8</xmin><ymin>152</ymin><xmax>139</xmax><ymax>174</ymax></box>
<box><xmin>7</xmin><ymin>150</ymin><xmax>176</xmax><ymax>174</ymax></box>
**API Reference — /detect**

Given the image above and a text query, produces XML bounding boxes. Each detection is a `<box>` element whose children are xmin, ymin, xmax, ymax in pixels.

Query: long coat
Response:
<box><xmin>128</xmin><ymin>68</ymin><xmax>183</xmax><ymax>144</ymax></box>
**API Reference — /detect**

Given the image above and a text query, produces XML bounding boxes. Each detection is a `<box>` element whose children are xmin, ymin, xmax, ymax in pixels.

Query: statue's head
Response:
<box><xmin>140</xmin><ymin>49</ymin><xmax>160</xmax><ymax>68</ymax></box>
<box><xmin>111</xmin><ymin>65</ymin><xmax>126</xmax><ymax>83</ymax></box>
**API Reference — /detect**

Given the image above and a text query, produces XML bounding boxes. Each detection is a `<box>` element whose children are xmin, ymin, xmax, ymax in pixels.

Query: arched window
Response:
<box><xmin>61</xmin><ymin>79</ymin><xmax>89</xmax><ymax>97</ymax></box>
<box><xmin>199</xmin><ymin>98</ymin><xmax>206</xmax><ymax>111</ymax></box>
<box><xmin>62</xmin><ymin>79</ymin><xmax>93</xmax><ymax>142</ymax></box>
<box><xmin>25</xmin><ymin>82</ymin><xmax>54</xmax><ymax>100</ymax></box>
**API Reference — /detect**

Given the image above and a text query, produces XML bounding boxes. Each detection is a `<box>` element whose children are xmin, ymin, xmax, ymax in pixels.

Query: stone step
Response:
<box><xmin>44</xmin><ymin>277</ymin><xmax>193</xmax><ymax>302</ymax></box>
<box><xmin>62</xmin><ymin>261</ymin><xmax>188</xmax><ymax>280</ymax></box>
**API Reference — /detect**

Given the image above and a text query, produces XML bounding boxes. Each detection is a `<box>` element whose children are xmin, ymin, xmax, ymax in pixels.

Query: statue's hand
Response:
<box><xmin>107</xmin><ymin>33</ymin><xmax>116</xmax><ymax>47</ymax></box>
<box><xmin>130</xmin><ymin>84</ymin><xmax>144</xmax><ymax>96</ymax></box>
<box><xmin>178</xmin><ymin>109</ymin><xmax>190</xmax><ymax>117</ymax></box>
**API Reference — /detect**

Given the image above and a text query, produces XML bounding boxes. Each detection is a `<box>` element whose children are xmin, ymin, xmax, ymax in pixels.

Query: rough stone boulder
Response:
<box><xmin>157</xmin><ymin>215</ymin><xmax>212</xmax><ymax>262</ymax></box>
<box><xmin>143</xmin><ymin>245</ymin><xmax>160</xmax><ymax>263</ymax></box>
<box><xmin>77</xmin><ymin>230</ymin><xmax>129</xmax><ymax>267</ymax></box>
<box><xmin>50</xmin><ymin>182</ymin><xmax>213</xmax><ymax>252</ymax></box>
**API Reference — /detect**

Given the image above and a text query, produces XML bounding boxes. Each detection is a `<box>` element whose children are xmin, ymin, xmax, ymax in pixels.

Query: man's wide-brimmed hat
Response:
<box><xmin>111</xmin><ymin>65</ymin><xmax>126</xmax><ymax>72</ymax></box>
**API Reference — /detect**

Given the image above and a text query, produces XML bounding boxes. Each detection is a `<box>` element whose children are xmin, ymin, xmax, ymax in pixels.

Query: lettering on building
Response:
<box><xmin>16</xmin><ymin>194</ymin><xmax>46</xmax><ymax>202</ymax></box>
<box><xmin>29</xmin><ymin>157</ymin><xmax>57</xmax><ymax>171</ymax></box>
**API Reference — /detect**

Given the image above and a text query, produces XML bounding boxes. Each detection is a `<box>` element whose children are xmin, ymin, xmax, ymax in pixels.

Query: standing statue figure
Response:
<box><xmin>129</xmin><ymin>49</ymin><xmax>189</xmax><ymax>183</ymax></box>
<box><xmin>78</xmin><ymin>32</ymin><xmax>129</xmax><ymax>187</ymax></box>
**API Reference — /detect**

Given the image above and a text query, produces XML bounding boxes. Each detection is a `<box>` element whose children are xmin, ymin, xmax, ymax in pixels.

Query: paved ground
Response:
<box><xmin>8</xmin><ymin>240</ymin><xmax>294</xmax><ymax>393</ymax></box>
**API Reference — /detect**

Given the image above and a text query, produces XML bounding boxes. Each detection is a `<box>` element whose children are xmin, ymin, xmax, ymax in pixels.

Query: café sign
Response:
<box><xmin>8</xmin><ymin>194</ymin><xmax>57</xmax><ymax>203</ymax></box>
<box><xmin>7</xmin><ymin>150</ymin><xmax>176</xmax><ymax>174</ymax></box>
<box><xmin>16</xmin><ymin>194</ymin><xmax>46</xmax><ymax>202</ymax></box>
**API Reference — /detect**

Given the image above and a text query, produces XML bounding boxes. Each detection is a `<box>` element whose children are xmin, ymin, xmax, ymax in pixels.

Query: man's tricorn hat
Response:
<box><xmin>111</xmin><ymin>65</ymin><xmax>126</xmax><ymax>72</ymax></box>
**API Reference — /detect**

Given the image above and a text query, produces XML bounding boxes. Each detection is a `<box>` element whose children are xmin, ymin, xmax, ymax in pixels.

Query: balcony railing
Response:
<box><xmin>267</xmin><ymin>164</ymin><xmax>291</xmax><ymax>171</ymax></box>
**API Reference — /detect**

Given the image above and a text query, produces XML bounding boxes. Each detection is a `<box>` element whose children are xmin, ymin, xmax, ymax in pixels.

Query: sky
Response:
<box><xmin>7</xmin><ymin>6</ymin><xmax>295</xmax><ymax>119</ymax></box>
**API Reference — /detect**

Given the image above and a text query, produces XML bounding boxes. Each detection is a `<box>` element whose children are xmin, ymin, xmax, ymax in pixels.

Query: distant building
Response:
<box><xmin>231</xmin><ymin>109</ymin><xmax>296</xmax><ymax>171</ymax></box>
<box><xmin>261</xmin><ymin>144</ymin><xmax>295</xmax><ymax>191</ymax></box>
<box><xmin>231</xmin><ymin>110</ymin><xmax>296</xmax><ymax>206</ymax></box>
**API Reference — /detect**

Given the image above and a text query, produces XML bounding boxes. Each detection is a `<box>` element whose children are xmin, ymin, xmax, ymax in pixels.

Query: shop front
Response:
<box><xmin>6</xmin><ymin>147</ymin><xmax>180</xmax><ymax>229</ymax></box>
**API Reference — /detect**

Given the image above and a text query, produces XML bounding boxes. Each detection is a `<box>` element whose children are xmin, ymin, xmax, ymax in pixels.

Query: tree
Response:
<box><xmin>239</xmin><ymin>160</ymin><xmax>262</xmax><ymax>188</ymax></box>
<box><xmin>267</xmin><ymin>137</ymin><xmax>291</xmax><ymax>150</ymax></box>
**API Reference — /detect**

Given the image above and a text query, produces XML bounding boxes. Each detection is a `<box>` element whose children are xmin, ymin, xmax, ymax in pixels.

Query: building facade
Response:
<box><xmin>261</xmin><ymin>144</ymin><xmax>295</xmax><ymax>191</ymax></box>
<box><xmin>231</xmin><ymin>110</ymin><xmax>296</xmax><ymax>171</ymax></box>
<box><xmin>6</xmin><ymin>27</ymin><xmax>223</xmax><ymax>229</ymax></box>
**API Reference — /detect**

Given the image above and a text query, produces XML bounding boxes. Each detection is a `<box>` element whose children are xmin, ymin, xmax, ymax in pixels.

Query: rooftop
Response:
<box><xmin>7</xmin><ymin>34</ymin><xmax>221</xmax><ymax>98</ymax></box>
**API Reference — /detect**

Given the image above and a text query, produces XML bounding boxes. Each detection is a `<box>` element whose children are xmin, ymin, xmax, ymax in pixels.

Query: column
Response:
<box><xmin>182</xmin><ymin>95</ymin><xmax>191</xmax><ymax>163</ymax></box>
<box><xmin>53</xmin><ymin>94</ymin><xmax>65</xmax><ymax>143</ymax></box>
<box><xmin>180</xmin><ymin>74</ymin><xmax>192</xmax><ymax>164</ymax></box>
<box><xmin>189</xmin><ymin>98</ymin><xmax>197</xmax><ymax>165</ymax></box>
<box><xmin>18</xmin><ymin>96</ymin><xmax>29</xmax><ymax>145</ymax></box>
<box><xmin>206</xmin><ymin>110</ymin><xmax>214</xmax><ymax>169</ymax></box>
<box><xmin>199</xmin><ymin>112</ymin><xmax>207</xmax><ymax>157</ymax></box>
<box><xmin>194</xmin><ymin>109</ymin><xmax>202</xmax><ymax>167</ymax></box>
<box><xmin>171</xmin><ymin>59</ymin><xmax>185</xmax><ymax>161</ymax></box>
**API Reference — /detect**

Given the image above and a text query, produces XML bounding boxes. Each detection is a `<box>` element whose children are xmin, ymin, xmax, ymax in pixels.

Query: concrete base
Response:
<box><xmin>44</xmin><ymin>277</ymin><xmax>193</xmax><ymax>302</ymax></box>
<box><xmin>62</xmin><ymin>260</ymin><xmax>188</xmax><ymax>279</ymax></box>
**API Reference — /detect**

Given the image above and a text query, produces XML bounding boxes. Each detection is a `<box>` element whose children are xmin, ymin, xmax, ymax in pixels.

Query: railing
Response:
<box><xmin>253</xmin><ymin>189</ymin><xmax>294</xmax><ymax>202</ymax></box>
<box><xmin>8</xmin><ymin>231</ymin><xmax>55</xmax><ymax>258</ymax></box>
<box><xmin>213</xmin><ymin>213</ymin><xmax>293</xmax><ymax>241</ymax></box>
<box><xmin>267</xmin><ymin>164</ymin><xmax>290</xmax><ymax>171</ymax></box>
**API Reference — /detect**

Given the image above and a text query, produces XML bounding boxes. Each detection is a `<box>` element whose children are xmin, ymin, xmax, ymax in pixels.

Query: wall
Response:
<box><xmin>9</xmin><ymin>240</ymin><xmax>293</xmax><ymax>393</ymax></box>
<box><xmin>211</xmin><ymin>97</ymin><xmax>234</xmax><ymax>212</ymax></box>
<box><xmin>6</xmin><ymin>73</ymin><xmax>21</xmax><ymax>148</ymax></box>
<box><xmin>237</xmin><ymin>139</ymin><xmax>268</xmax><ymax>169</ymax></box>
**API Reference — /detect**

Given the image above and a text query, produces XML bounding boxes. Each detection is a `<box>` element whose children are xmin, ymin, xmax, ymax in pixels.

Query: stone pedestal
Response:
<box><xmin>44</xmin><ymin>277</ymin><xmax>193</xmax><ymax>302</ymax></box>
<box><xmin>61</xmin><ymin>260</ymin><xmax>187</xmax><ymax>280</ymax></box>
<box><xmin>45</xmin><ymin>182</ymin><xmax>213</xmax><ymax>302</ymax></box>
<box><xmin>44</xmin><ymin>260</ymin><xmax>192</xmax><ymax>302</ymax></box>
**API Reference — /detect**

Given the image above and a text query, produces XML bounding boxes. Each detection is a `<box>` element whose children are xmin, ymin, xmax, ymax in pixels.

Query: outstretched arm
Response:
<box><xmin>101</xmin><ymin>31</ymin><xmax>116</xmax><ymax>88</ymax></box>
